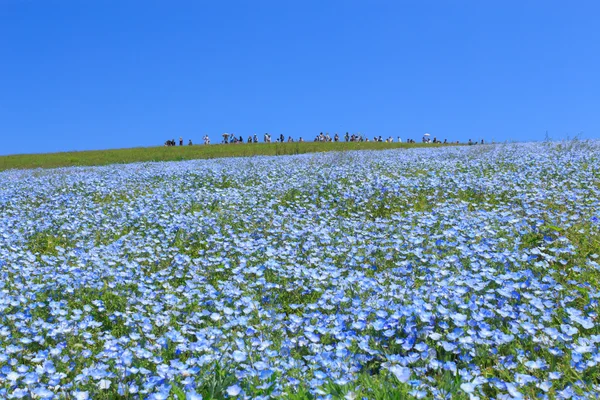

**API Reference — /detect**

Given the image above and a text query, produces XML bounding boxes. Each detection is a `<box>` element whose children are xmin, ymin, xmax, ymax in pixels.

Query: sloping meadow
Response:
<box><xmin>0</xmin><ymin>142</ymin><xmax>599</xmax><ymax>399</ymax></box>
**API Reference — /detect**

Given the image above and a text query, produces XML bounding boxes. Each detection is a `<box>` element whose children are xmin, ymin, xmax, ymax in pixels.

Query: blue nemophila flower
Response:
<box><xmin>389</xmin><ymin>365</ymin><xmax>411</xmax><ymax>383</ymax></box>
<box><xmin>226</xmin><ymin>384</ymin><xmax>242</xmax><ymax>396</ymax></box>
<box><xmin>72</xmin><ymin>391</ymin><xmax>89</xmax><ymax>400</ymax></box>
<box><xmin>98</xmin><ymin>379</ymin><xmax>111</xmax><ymax>390</ymax></box>
<box><xmin>460</xmin><ymin>381</ymin><xmax>476</xmax><ymax>394</ymax></box>
<box><xmin>11</xmin><ymin>388</ymin><xmax>28</xmax><ymax>399</ymax></box>
<box><xmin>232</xmin><ymin>350</ymin><xmax>247</xmax><ymax>363</ymax></box>
<box><xmin>186</xmin><ymin>389</ymin><xmax>203</xmax><ymax>400</ymax></box>
<box><xmin>538</xmin><ymin>381</ymin><xmax>552</xmax><ymax>392</ymax></box>
<box><xmin>32</xmin><ymin>387</ymin><xmax>54</xmax><ymax>399</ymax></box>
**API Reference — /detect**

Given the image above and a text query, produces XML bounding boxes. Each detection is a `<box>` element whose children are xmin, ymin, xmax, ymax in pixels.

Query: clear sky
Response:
<box><xmin>1</xmin><ymin>1</ymin><xmax>599</xmax><ymax>155</ymax></box>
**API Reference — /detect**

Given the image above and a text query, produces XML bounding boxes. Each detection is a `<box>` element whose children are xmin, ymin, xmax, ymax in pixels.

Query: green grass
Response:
<box><xmin>0</xmin><ymin>142</ymin><xmax>450</xmax><ymax>171</ymax></box>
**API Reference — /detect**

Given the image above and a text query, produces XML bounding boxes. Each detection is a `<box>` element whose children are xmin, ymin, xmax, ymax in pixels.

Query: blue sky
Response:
<box><xmin>1</xmin><ymin>1</ymin><xmax>598</xmax><ymax>155</ymax></box>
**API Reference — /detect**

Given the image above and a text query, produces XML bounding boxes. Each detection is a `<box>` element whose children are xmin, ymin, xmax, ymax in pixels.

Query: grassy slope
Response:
<box><xmin>0</xmin><ymin>142</ymin><xmax>447</xmax><ymax>171</ymax></box>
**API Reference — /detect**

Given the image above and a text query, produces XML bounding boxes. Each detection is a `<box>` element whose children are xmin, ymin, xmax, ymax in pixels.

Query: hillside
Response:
<box><xmin>0</xmin><ymin>142</ymin><xmax>446</xmax><ymax>171</ymax></box>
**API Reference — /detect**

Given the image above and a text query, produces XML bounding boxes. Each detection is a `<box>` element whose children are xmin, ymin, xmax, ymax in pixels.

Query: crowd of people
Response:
<box><xmin>310</xmin><ymin>132</ymin><xmax>460</xmax><ymax>144</ymax></box>
<box><xmin>164</xmin><ymin>137</ymin><xmax>193</xmax><ymax>146</ymax></box>
<box><xmin>164</xmin><ymin>133</ymin><xmax>484</xmax><ymax>146</ymax></box>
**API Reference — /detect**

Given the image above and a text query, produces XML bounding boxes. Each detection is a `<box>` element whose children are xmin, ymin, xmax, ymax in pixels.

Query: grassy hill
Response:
<box><xmin>0</xmin><ymin>141</ymin><xmax>448</xmax><ymax>171</ymax></box>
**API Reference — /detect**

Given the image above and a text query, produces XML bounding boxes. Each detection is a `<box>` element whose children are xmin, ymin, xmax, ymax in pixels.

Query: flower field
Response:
<box><xmin>1</xmin><ymin>142</ymin><xmax>599</xmax><ymax>399</ymax></box>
